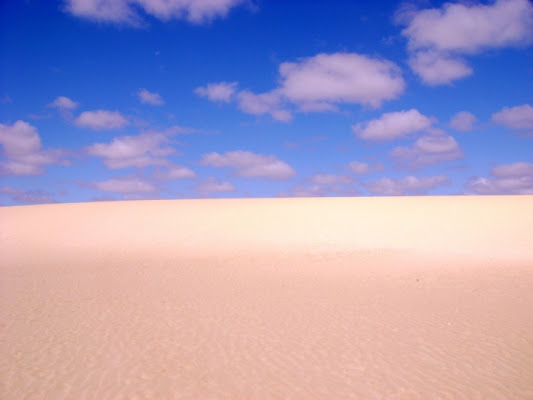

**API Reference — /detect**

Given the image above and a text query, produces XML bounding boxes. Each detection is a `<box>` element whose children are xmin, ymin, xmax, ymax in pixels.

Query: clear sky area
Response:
<box><xmin>1</xmin><ymin>0</ymin><xmax>532</xmax><ymax>205</ymax></box>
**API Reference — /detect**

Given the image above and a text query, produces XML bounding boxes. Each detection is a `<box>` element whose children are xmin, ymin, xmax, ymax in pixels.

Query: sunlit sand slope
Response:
<box><xmin>1</xmin><ymin>196</ymin><xmax>532</xmax><ymax>399</ymax></box>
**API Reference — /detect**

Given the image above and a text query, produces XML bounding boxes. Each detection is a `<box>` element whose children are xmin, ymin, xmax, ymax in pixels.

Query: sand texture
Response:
<box><xmin>1</xmin><ymin>196</ymin><xmax>533</xmax><ymax>399</ymax></box>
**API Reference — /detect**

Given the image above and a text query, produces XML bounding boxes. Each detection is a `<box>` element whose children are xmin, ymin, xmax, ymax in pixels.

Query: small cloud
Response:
<box><xmin>86</xmin><ymin>132</ymin><xmax>177</xmax><ymax>169</ymax></box>
<box><xmin>0</xmin><ymin>120</ymin><xmax>68</xmax><ymax>176</ymax></box>
<box><xmin>75</xmin><ymin>110</ymin><xmax>129</xmax><ymax>130</ymax></box>
<box><xmin>48</xmin><ymin>96</ymin><xmax>79</xmax><ymax>110</ymax></box>
<box><xmin>391</xmin><ymin>135</ymin><xmax>463</xmax><ymax>168</ymax></box>
<box><xmin>353</xmin><ymin>109</ymin><xmax>434</xmax><ymax>141</ymax></box>
<box><xmin>195</xmin><ymin>82</ymin><xmax>238</xmax><ymax>103</ymax></box>
<box><xmin>194</xmin><ymin>177</ymin><xmax>236</xmax><ymax>196</ymax></box>
<box><xmin>153</xmin><ymin>164</ymin><xmax>196</xmax><ymax>180</ymax></box>
<box><xmin>449</xmin><ymin>111</ymin><xmax>477</xmax><ymax>132</ymax></box>
<box><xmin>137</xmin><ymin>89</ymin><xmax>164</xmax><ymax>106</ymax></box>
<box><xmin>364</xmin><ymin>175</ymin><xmax>450</xmax><ymax>195</ymax></box>
<box><xmin>492</xmin><ymin>104</ymin><xmax>533</xmax><ymax>134</ymax></box>
<box><xmin>348</xmin><ymin>161</ymin><xmax>384</xmax><ymax>174</ymax></box>
<box><xmin>201</xmin><ymin>150</ymin><xmax>296</xmax><ymax>180</ymax></box>
<box><xmin>466</xmin><ymin>161</ymin><xmax>533</xmax><ymax>194</ymax></box>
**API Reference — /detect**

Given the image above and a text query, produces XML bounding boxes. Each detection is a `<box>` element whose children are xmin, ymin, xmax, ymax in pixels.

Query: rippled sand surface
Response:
<box><xmin>1</xmin><ymin>196</ymin><xmax>533</xmax><ymax>399</ymax></box>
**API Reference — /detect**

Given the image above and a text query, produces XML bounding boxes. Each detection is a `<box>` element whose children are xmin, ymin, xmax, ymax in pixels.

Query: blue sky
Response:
<box><xmin>1</xmin><ymin>0</ymin><xmax>532</xmax><ymax>205</ymax></box>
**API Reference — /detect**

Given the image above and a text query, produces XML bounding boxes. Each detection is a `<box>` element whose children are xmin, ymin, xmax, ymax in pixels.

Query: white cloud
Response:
<box><xmin>278</xmin><ymin>52</ymin><xmax>404</xmax><ymax>109</ymax></box>
<box><xmin>195</xmin><ymin>82</ymin><xmax>237</xmax><ymax>103</ymax></box>
<box><xmin>236</xmin><ymin>90</ymin><xmax>292</xmax><ymax>122</ymax></box>
<box><xmin>86</xmin><ymin>132</ymin><xmax>176</xmax><ymax>169</ymax></box>
<box><xmin>450</xmin><ymin>111</ymin><xmax>477</xmax><ymax>132</ymax></box>
<box><xmin>407</xmin><ymin>51</ymin><xmax>472</xmax><ymax>85</ymax></box>
<box><xmin>197</xmin><ymin>52</ymin><xmax>405</xmax><ymax>121</ymax></box>
<box><xmin>75</xmin><ymin>110</ymin><xmax>129</xmax><ymax>130</ymax></box>
<box><xmin>399</xmin><ymin>0</ymin><xmax>533</xmax><ymax>85</ymax></box>
<box><xmin>353</xmin><ymin>109</ymin><xmax>434</xmax><ymax>141</ymax></box>
<box><xmin>365</xmin><ymin>175</ymin><xmax>449</xmax><ymax>195</ymax></box>
<box><xmin>93</xmin><ymin>176</ymin><xmax>157</xmax><ymax>193</ymax></box>
<box><xmin>201</xmin><ymin>150</ymin><xmax>296</xmax><ymax>179</ymax></box>
<box><xmin>137</xmin><ymin>89</ymin><xmax>164</xmax><ymax>105</ymax></box>
<box><xmin>467</xmin><ymin>162</ymin><xmax>533</xmax><ymax>194</ymax></box>
<box><xmin>62</xmin><ymin>0</ymin><xmax>247</xmax><ymax>25</ymax></box>
<box><xmin>195</xmin><ymin>177</ymin><xmax>236</xmax><ymax>195</ymax></box>
<box><xmin>48</xmin><ymin>96</ymin><xmax>79</xmax><ymax>110</ymax></box>
<box><xmin>492</xmin><ymin>104</ymin><xmax>533</xmax><ymax>132</ymax></box>
<box><xmin>0</xmin><ymin>187</ymin><xmax>56</xmax><ymax>204</ymax></box>
<box><xmin>0</xmin><ymin>121</ymin><xmax>68</xmax><ymax>175</ymax></box>
<box><xmin>391</xmin><ymin>135</ymin><xmax>463</xmax><ymax>168</ymax></box>
<box><xmin>309</xmin><ymin>173</ymin><xmax>353</xmax><ymax>185</ymax></box>
<box><xmin>348</xmin><ymin>161</ymin><xmax>384</xmax><ymax>174</ymax></box>
<box><xmin>153</xmin><ymin>164</ymin><xmax>196</xmax><ymax>180</ymax></box>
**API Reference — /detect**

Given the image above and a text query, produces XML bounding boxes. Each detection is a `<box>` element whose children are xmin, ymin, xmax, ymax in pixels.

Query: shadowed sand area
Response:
<box><xmin>1</xmin><ymin>196</ymin><xmax>532</xmax><ymax>399</ymax></box>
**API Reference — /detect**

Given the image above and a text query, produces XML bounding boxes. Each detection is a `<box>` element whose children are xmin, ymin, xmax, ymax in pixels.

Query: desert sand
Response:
<box><xmin>1</xmin><ymin>195</ymin><xmax>532</xmax><ymax>400</ymax></box>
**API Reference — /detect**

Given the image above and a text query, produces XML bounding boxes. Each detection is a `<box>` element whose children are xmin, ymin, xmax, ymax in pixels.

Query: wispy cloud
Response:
<box><xmin>398</xmin><ymin>0</ymin><xmax>533</xmax><ymax>85</ymax></box>
<box><xmin>0</xmin><ymin>186</ymin><xmax>57</xmax><ymax>204</ymax></box>
<box><xmin>365</xmin><ymin>175</ymin><xmax>450</xmax><ymax>195</ymax></box>
<box><xmin>201</xmin><ymin>150</ymin><xmax>296</xmax><ymax>179</ymax></box>
<box><xmin>92</xmin><ymin>176</ymin><xmax>157</xmax><ymax>193</ymax></box>
<box><xmin>62</xmin><ymin>0</ymin><xmax>247</xmax><ymax>26</ymax></box>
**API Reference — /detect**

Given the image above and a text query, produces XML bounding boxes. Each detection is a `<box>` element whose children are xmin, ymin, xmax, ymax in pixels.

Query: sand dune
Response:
<box><xmin>1</xmin><ymin>196</ymin><xmax>532</xmax><ymax>399</ymax></box>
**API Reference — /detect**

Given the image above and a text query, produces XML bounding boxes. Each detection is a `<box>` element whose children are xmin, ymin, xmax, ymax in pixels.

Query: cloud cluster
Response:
<box><xmin>201</xmin><ymin>150</ymin><xmax>296</xmax><ymax>179</ymax></box>
<box><xmin>364</xmin><ymin>175</ymin><xmax>449</xmax><ymax>196</ymax></box>
<box><xmin>0</xmin><ymin>121</ymin><xmax>68</xmax><ymax>175</ymax></box>
<box><xmin>75</xmin><ymin>110</ymin><xmax>129</xmax><ymax>130</ymax></box>
<box><xmin>353</xmin><ymin>109</ymin><xmax>433</xmax><ymax>141</ymax></box>
<box><xmin>196</xmin><ymin>52</ymin><xmax>405</xmax><ymax>121</ymax></box>
<box><xmin>398</xmin><ymin>0</ymin><xmax>533</xmax><ymax>85</ymax></box>
<box><xmin>467</xmin><ymin>162</ymin><xmax>533</xmax><ymax>194</ymax></box>
<box><xmin>62</xmin><ymin>0</ymin><xmax>247</xmax><ymax>25</ymax></box>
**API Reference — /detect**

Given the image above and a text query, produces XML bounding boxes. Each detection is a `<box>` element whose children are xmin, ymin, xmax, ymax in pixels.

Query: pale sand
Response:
<box><xmin>1</xmin><ymin>196</ymin><xmax>532</xmax><ymax>400</ymax></box>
